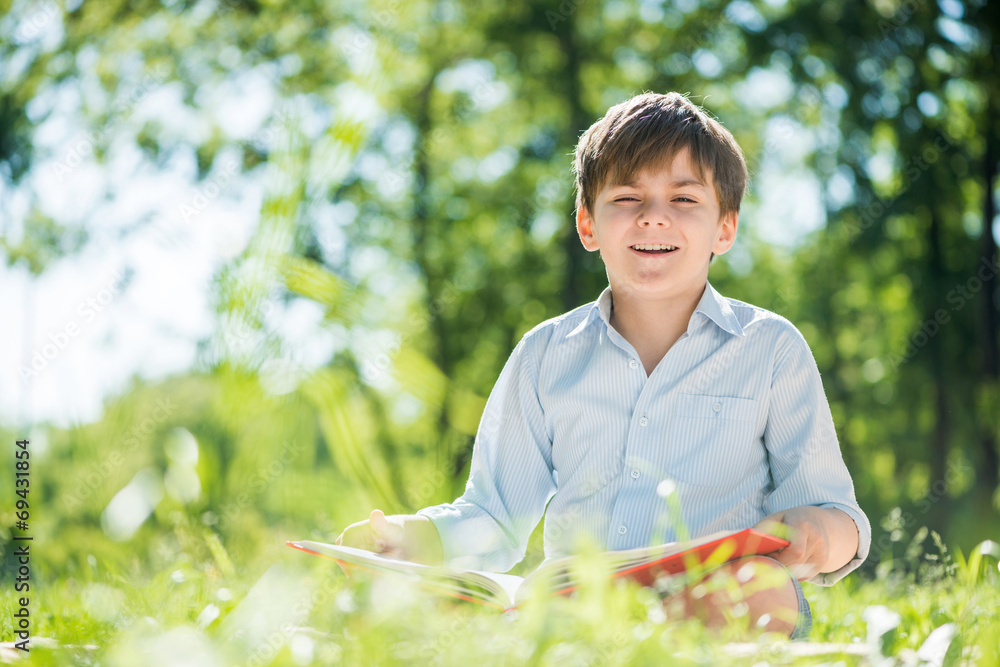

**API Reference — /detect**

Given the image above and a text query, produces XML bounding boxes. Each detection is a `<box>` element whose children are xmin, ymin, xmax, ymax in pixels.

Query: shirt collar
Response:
<box><xmin>695</xmin><ymin>281</ymin><xmax>746</xmax><ymax>336</ymax></box>
<box><xmin>579</xmin><ymin>281</ymin><xmax>745</xmax><ymax>338</ymax></box>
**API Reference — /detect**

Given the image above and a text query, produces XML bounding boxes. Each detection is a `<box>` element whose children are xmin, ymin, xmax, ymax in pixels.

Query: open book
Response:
<box><xmin>286</xmin><ymin>528</ymin><xmax>787</xmax><ymax>612</ymax></box>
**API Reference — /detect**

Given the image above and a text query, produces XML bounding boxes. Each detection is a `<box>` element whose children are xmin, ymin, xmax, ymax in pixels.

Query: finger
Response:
<box><xmin>339</xmin><ymin>522</ymin><xmax>376</xmax><ymax>551</ymax></box>
<box><xmin>770</xmin><ymin>539</ymin><xmax>807</xmax><ymax>571</ymax></box>
<box><xmin>788</xmin><ymin>561</ymin><xmax>820</xmax><ymax>581</ymax></box>
<box><xmin>778</xmin><ymin>535</ymin><xmax>819</xmax><ymax>580</ymax></box>
<box><xmin>781</xmin><ymin>521</ymin><xmax>819</xmax><ymax>558</ymax></box>
<box><xmin>767</xmin><ymin>546</ymin><xmax>794</xmax><ymax>569</ymax></box>
<box><xmin>752</xmin><ymin>511</ymin><xmax>783</xmax><ymax>528</ymax></box>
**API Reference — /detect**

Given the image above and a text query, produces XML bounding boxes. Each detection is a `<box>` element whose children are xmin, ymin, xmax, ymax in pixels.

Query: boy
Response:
<box><xmin>336</xmin><ymin>92</ymin><xmax>871</xmax><ymax>639</ymax></box>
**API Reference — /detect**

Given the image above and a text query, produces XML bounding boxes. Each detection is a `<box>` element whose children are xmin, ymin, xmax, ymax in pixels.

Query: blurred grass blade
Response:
<box><xmin>302</xmin><ymin>366</ymin><xmax>399</xmax><ymax>508</ymax></box>
<box><xmin>282</xmin><ymin>255</ymin><xmax>366</xmax><ymax>326</ymax></box>
<box><xmin>968</xmin><ymin>539</ymin><xmax>1000</xmax><ymax>584</ymax></box>
<box><xmin>392</xmin><ymin>345</ymin><xmax>448</xmax><ymax>413</ymax></box>
<box><xmin>205</xmin><ymin>530</ymin><xmax>236</xmax><ymax>579</ymax></box>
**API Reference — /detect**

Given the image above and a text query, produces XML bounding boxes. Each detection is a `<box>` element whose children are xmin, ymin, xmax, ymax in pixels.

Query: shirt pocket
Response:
<box><xmin>666</xmin><ymin>393</ymin><xmax>760</xmax><ymax>487</ymax></box>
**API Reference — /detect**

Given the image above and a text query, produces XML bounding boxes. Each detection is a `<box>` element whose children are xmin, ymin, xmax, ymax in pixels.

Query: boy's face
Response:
<box><xmin>576</xmin><ymin>147</ymin><xmax>737</xmax><ymax>303</ymax></box>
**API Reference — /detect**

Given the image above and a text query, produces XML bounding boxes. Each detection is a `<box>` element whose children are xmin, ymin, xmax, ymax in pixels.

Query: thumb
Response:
<box><xmin>754</xmin><ymin>513</ymin><xmax>792</xmax><ymax>540</ymax></box>
<box><xmin>369</xmin><ymin>509</ymin><xmax>401</xmax><ymax>544</ymax></box>
<box><xmin>369</xmin><ymin>509</ymin><xmax>404</xmax><ymax>555</ymax></box>
<box><xmin>369</xmin><ymin>509</ymin><xmax>389</xmax><ymax>536</ymax></box>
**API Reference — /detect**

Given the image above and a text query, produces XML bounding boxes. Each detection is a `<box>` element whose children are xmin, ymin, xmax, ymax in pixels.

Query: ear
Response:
<box><xmin>711</xmin><ymin>211</ymin><xmax>738</xmax><ymax>255</ymax></box>
<box><xmin>576</xmin><ymin>205</ymin><xmax>600</xmax><ymax>252</ymax></box>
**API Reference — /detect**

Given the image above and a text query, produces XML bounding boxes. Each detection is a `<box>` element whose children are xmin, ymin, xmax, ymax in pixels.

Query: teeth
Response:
<box><xmin>632</xmin><ymin>243</ymin><xmax>677</xmax><ymax>251</ymax></box>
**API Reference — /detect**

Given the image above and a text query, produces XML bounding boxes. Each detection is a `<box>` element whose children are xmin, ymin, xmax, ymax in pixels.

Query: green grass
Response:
<box><xmin>6</xmin><ymin>526</ymin><xmax>999</xmax><ymax>667</ymax></box>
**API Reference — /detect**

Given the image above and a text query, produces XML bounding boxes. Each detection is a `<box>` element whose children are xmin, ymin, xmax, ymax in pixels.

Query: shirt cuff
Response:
<box><xmin>416</xmin><ymin>502</ymin><xmax>522</xmax><ymax>572</ymax></box>
<box><xmin>805</xmin><ymin>502</ymin><xmax>872</xmax><ymax>586</ymax></box>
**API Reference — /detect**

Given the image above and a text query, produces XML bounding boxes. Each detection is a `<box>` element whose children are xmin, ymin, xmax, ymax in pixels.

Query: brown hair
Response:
<box><xmin>572</xmin><ymin>91</ymin><xmax>748</xmax><ymax>221</ymax></box>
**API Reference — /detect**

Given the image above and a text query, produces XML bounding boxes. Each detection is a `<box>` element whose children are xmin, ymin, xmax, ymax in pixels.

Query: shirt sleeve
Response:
<box><xmin>416</xmin><ymin>331</ymin><xmax>557</xmax><ymax>573</ymax></box>
<box><xmin>762</xmin><ymin>322</ymin><xmax>872</xmax><ymax>586</ymax></box>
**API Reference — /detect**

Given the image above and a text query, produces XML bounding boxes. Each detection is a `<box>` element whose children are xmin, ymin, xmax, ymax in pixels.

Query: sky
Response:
<box><xmin>0</xmin><ymin>11</ymin><xmax>337</xmax><ymax>427</ymax></box>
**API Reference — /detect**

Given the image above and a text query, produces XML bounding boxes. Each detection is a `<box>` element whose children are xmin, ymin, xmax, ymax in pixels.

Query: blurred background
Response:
<box><xmin>1</xmin><ymin>0</ymin><xmax>998</xmax><ymax>597</ymax></box>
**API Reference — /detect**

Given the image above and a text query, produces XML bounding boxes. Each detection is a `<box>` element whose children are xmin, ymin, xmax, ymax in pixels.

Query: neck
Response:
<box><xmin>608</xmin><ymin>282</ymin><xmax>707</xmax><ymax>351</ymax></box>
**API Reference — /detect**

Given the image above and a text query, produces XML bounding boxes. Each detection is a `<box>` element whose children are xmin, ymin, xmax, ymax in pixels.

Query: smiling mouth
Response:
<box><xmin>630</xmin><ymin>243</ymin><xmax>678</xmax><ymax>254</ymax></box>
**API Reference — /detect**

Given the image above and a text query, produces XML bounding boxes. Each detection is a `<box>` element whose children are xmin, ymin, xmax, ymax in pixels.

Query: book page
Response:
<box><xmin>522</xmin><ymin>531</ymin><xmax>721</xmax><ymax>588</ymax></box>
<box><xmin>287</xmin><ymin>541</ymin><xmax>526</xmax><ymax>609</ymax></box>
<box><xmin>463</xmin><ymin>570</ymin><xmax>524</xmax><ymax>609</ymax></box>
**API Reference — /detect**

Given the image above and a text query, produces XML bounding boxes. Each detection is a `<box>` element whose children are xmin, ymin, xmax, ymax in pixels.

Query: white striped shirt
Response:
<box><xmin>417</xmin><ymin>281</ymin><xmax>871</xmax><ymax>585</ymax></box>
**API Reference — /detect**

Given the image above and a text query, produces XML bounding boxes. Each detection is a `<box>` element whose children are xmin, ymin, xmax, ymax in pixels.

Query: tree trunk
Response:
<box><xmin>409</xmin><ymin>74</ymin><xmax>458</xmax><ymax>474</ymax></box>
<box><xmin>411</xmin><ymin>76</ymin><xmax>449</xmax><ymax>375</ymax></box>
<box><xmin>557</xmin><ymin>20</ymin><xmax>590</xmax><ymax>312</ymax></box>
<box><xmin>978</xmin><ymin>121</ymin><xmax>999</xmax><ymax>494</ymax></box>
<box><xmin>928</xmin><ymin>209</ymin><xmax>951</xmax><ymax>525</ymax></box>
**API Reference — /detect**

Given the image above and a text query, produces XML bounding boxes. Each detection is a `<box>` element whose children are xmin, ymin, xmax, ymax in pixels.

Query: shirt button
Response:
<box><xmin>617</xmin><ymin>524</ymin><xmax>627</xmax><ymax>535</ymax></box>
<box><xmin>629</xmin><ymin>359</ymin><xmax>638</xmax><ymax>369</ymax></box>
<box><xmin>630</xmin><ymin>468</ymin><xmax>640</xmax><ymax>479</ymax></box>
<box><xmin>713</xmin><ymin>402</ymin><xmax>722</xmax><ymax>413</ymax></box>
<box><xmin>639</xmin><ymin>416</ymin><xmax>648</xmax><ymax>427</ymax></box>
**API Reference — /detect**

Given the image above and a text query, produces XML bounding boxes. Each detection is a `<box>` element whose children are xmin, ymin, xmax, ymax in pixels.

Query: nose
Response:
<box><xmin>638</xmin><ymin>199</ymin><xmax>672</xmax><ymax>227</ymax></box>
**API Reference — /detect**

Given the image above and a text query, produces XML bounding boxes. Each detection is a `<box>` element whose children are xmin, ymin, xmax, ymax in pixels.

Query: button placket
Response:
<box><xmin>615</xmin><ymin>344</ymin><xmax>671</xmax><ymax>548</ymax></box>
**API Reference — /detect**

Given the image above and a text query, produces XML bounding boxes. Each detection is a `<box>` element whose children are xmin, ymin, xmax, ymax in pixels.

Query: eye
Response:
<box><xmin>614</xmin><ymin>196</ymin><xmax>638</xmax><ymax>202</ymax></box>
<box><xmin>674</xmin><ymin>196</ymin><xmax>697</xmax><ymax>203</ymax></box>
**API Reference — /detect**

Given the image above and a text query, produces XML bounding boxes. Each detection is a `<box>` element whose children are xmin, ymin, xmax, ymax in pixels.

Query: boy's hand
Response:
<box><xmin>753</xmin><ymin>507</ymin><xmax>829</xmax><ymax>580</ymax></box>
<box><xmin>334</xmin><ymin>509</ymin><xmax>444</xmax><ymax>566</ymax></box>
<box><xmin>752</xmin><ymin>505</ymin><xmax>859</xmax><ymax>580</ymax></box>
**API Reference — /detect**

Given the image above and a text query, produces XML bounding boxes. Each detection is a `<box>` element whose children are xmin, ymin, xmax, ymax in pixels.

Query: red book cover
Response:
<box><xmin>609</xmin><ymin>528</ymin><xmax>787</xmax><ymax>587</ymax></box>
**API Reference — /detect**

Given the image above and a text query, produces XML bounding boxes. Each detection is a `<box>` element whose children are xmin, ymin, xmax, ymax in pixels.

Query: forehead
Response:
<box><xmin>603</xmin><ymin>147</ymin><xmax>714</xmax><ymax>190</ymax></box>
